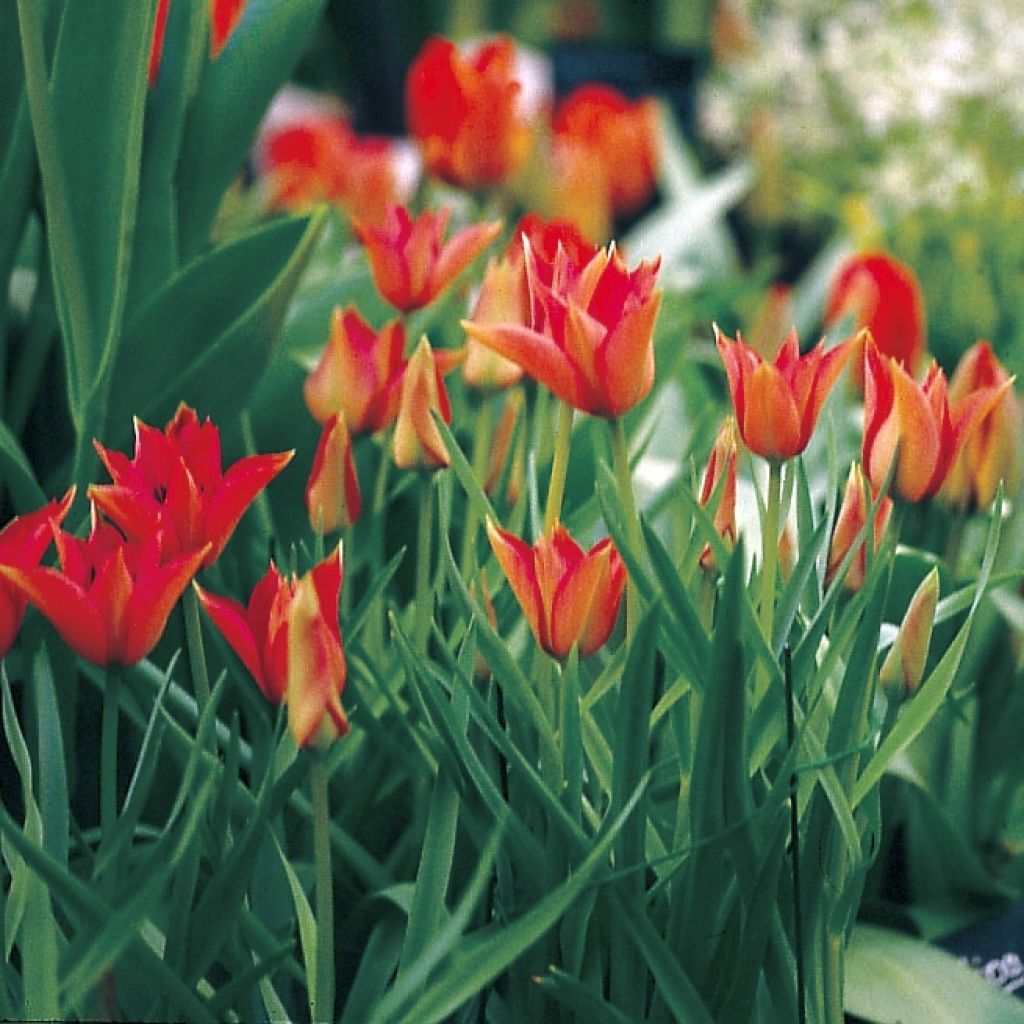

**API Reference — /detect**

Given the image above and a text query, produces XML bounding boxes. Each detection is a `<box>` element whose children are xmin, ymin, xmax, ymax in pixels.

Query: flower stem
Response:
<box><xmin>183</xmin><ymin>585</ymin><xmax>212</xmax><ymax>715</ymax></box>
<box><xmin>609</xmin><ymin>417</ymin><xmax>643</xmax><ymax>639</ymax></box>
<box><xmin>758</xmin><ymin>460</ymin><xmax>784</xmax><ymax>652</ymax></box>
<box><xmin>460</xmin><ymin>395</ymin><xmax>495</xmax><ymax>576</ymax></box>
<box><xmin>100</xmin><ymin>664</ymin><xmax>122</xmax><ymax>848</ymax></box>
<box><xmin>367</xmin><ymin>439</ymin><xmax>391</xmax><ymax>652</ymax></box>
<box><xmin>414</xmin><ymin>478</ymin><xmax>434</xmax><ymax>652</ymax></box>
<box><xmin>543</xmin><ymin>402</ymin><xmax>574</xmax><ymax>533</ymax></box>
<box><xmin>311</xmin><ymin>753</ymin><xmax>335</xmax><ymax>1024</ymax></box>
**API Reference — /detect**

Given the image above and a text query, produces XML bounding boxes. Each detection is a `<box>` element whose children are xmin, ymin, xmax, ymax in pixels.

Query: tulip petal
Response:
<box><xmin>595</xmin><ymin>290</ymin><xmax>661</xmax><ymax>416</ymax></box>
<box><xmin>550</xmin><ymin>543</ymin><xmax>608</xmax><ymax>659</ymax></box>
<box><xmin>195</xmin><ymin>583</ymin><xmax>270</xmax><ymax>698</ymax></box>
<box><xmin>742</xmin><ymin>363</ymin><xmax>802</xmax><ymax>460</ymax></box>
<box><xmin>430</xmin><ymin>220</ymin><xmax>503</xmax><ymax>304</ymax></box>
<box><xmin>579</xmin><ymin>543</ymin><xmax>625</xmax><ymax>656</ymax></box>
<box><xmin>486</xmin><ymin>519</ymin><xmax>546</xmax><ymax>650</ymax></box>
<box><xmin>889</xmin><ymin>361</ymin><xmax>941</xmax><ymax>501</ymax></box>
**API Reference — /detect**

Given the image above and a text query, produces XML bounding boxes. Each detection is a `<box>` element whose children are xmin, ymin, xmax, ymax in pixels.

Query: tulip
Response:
<box><xmin>486</xmin><ymin>519</ymin><xmax>625</xmax><ymax>660</ymax></box>
<box><xmin>0</xmin><ymin>490</ymin><xmax>75</xmax><ymax>658</ymax></box>
<box><xmin>484</xmin><ymin>390</ymin><xmax>524</xmax><ymax>501</ymax></box>
<box><xmin>90</xmin><ymin>403</ymin><xmax>293</xmax><ymax>569</ymax></box>
<box><xmin>940</xmin><ymin>341</ymin><xmax>1021</xmax><ymax>511</ymax></box>
<box><xmin>825</xmin><ymin>251</ymin><xmax>926</xmax><ymax>383</ymax></box>
<box><xmin>304</xmin><ymin>307</ymin><xmax>407</xmax><ymax>435</ymax></box>
<box><xmin>698</xmin><ymin>417</ymin><xmax>738</xmax><ymax>572</ymax></box>
<box><xmin>306</xmin><ymin>414</ymin><xmax>362</xmax><ymax>533</ymax></box>
<box><xmin>197</xmin><ymin>547</ymin><xmax>348</xmax><ymax>747</ymax></box>
<box><xmin>0</xmin><ymin>506</ymin><xmax>208</xmax><ymax>667</ymax></box>
<box><xmin>463</xmin><ymin>239</ymin><xmax>661</xmax><ymax>418</ymax></box>
<box><xmin>862</xmin><ymin>340</ymin><xmax>1011</xmax><ymax>502</ymax></box>
<box><xmin>826</xmin><ymin>463</ymin><xmax>893</xmax><ymax>592</ymax></box>
<box><xmin>210</xmin><ymin>0</ymin><xmax>246</xmax><ymax>59</ymax></box>
<box><xmin>879</xmin><ymin>567</ymin><xmax>940</xmax><ymax>696</ymax></box>
<box><xmin>355</xmin><ymin>205</ymin><xmax>501</xmax><ymax>314</ymax></box>
<box><xmin>393</xmin><ymin>337</ymin><xmax>453</xmax><ymax>471</ymax></box>
<box><xmin>463</xmin><ymin>256</ymin><xmax>528</xmax><ymax>391</ymax></box>
<box><xmin>716</xmin><ymin>325</ymin><xmax>852</xmax><ymax>461</ymax></box>
<box><xmin>405</xmin><ymin>35</ymin><xmax>543</xmax><ymax>190</ymax></box>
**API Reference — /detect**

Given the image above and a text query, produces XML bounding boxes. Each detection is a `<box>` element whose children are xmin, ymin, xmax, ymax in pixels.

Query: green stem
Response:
<box><xmin>240</xmin><ymin>409</ymin><xmax>276</xmax><ymax>543</ymax></box>
<box><xmin>182</xmin><ymin>586</ymin><xmax>212</xmax><ymax>716</ymax></box>
<box><xmin>609</xmin><ymin>417</ymin><xmax>643</xmax><ymax>639</ymax></box>
<box><xmin>414</xmin><ymin>478</ymin><xmax>434</xmax><ymax>652</ymax></box>
<box><xmin>824</xmin><ymin>933</ymin><xmax>844</xmax><ymax>1024</ymax></box>
<box><xmin>367</xmin><ymin>439</ymin><xmax>391</xmax><ymax>652</ymax></box>
<box><xmin>543</xmin><ymin>402</ymin><xmax>574</xmax><ymax>533</ymax></box>
<box><xmin>758</xmin><ymin>460</ymin><xmax>784</xmax><ymax>652</ymax></box>
<box><xmin>100</xmin><ymin>665</ymin><xmax>122</xmax><ymax>851</ymax></box>
<box><xmin>460</xmin><ymin>395</ymin><xmax>495</xmax><ymax>576</ymax></box>
<box><xmin>311</xmin><ymin>754</ymin><xmax>335</xmax><ymax>1024</ymax></box>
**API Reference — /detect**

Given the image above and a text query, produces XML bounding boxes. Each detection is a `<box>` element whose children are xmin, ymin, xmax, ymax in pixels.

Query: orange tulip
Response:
<box><xmin>355</xmin><ymin>205</ymin><xmax>501</xmax><ymax>314</ymax></box>
<box><xmin>716</xmin><ymin>325</ymin><xmax>852</xmax><ymax>461</ymax></box>
<box><xmin>197</xmin><ymin>547</ymin><xmax>348</xmax><ymax>747</ymax></box>
<box><xmin>862</xmin><ymin>340</ymin><xmax>1011</xmax><ymax>502</ymax></box>
<box><xmin>0</xmin><ymin>506</ymin><xmax>207</xmax><ymax>667</ymax></box>
<box><xmin>940</xmin><ymin>341</ymin><xmax>1021</xmax><ymax>511</ymax></box>
<box><xmin>486</xmin><ymin>519</ymin><xmax>625</xmax><ymax>660</ymax></box>
<box><xmin>393</xmin><ymin>337</ymin><xmax>454</xmax><ymax>471</ymax></box>
<box><xmin>405</xmin><ymin>35</ymin><xmax>542</xmax><ymax>189</ymax></box>
<box><xmin>306</xmin><ymin>414</ymin><xmax>362</xmax><ymax>533</ymax></box>
<box><xmin>463</xmin><ymin>238</ymin><xmax>661</xmax><ymax>417</ymax></box>
<box><xmin>825</xmin><ymin>251</ymin><xmax>926</xmax><ymax>385</ymax></box>
<box><xmin>549</xmin><ymin>83</ymin><xmax>660</xmax><ymax>241</ymax></box>
<box><xmin>698</xmin><ymin>417</ymin><xmax>738</xmax><ymax>571</ymax></box>
<box><xmin>0</xmin><ymin>490</ymin><xmax>75</xmax><ymax>658</ymax></box>
<box><xmin>90</xmin><ymin>403</ymin><xmax>293</xmax><ymax>568</ymax></box>
<box><xmin>825</xmin><ymin>463</ymin><xmax>893</xmax><ymax>592</ymax></box>
<box><xmin>304</xmin><ymin>307</ymin><xmax>407</xmax><ymax>435</ymax></box>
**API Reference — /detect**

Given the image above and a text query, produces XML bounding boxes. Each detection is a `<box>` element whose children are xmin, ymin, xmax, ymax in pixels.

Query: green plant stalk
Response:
<box><xmin>182</xmin><ymin>586</ymin><xmax>212</xmax><ymax>716</ymax></box>
<box><xmin>311</xmin><ymin>753</ymin><xmax>335</xmax><ymax>1024</ymax></box>
<box><xmin>544</xmin><ymin>401</ymin><xmax>574</xmax><ymax>533</ymax></box>
<box><xmin>609</xmin><ymin>417</ymin><xmax>643</xmax><ymax>639</ymax></box>
<box><xmin>367</xmin><ymin>438</ymin><xmax>392</xmax><ymax>652</ymax></box>
<box><xmin>414</xmin><ymin>477</ymin><xmax>435</xmax><ymax>652</ymax></box>
<box><xmin>758</xmin><ymin>460</ymin><xmax>784</xmax><ymax>652</ymax></box>
<box><xmin>100</xmin><ymin>664</ymin><xmax>122</xmax><ymax>854</ymax></box>
<box><xmin>459</xmin><ymin>394</ymin><xmax>494</xmax><ymax>577</ymax></box>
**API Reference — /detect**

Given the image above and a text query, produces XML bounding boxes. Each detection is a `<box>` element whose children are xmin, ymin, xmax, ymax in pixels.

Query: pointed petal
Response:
<box><xmin>87</xmin><ymin>484</ymin><xmax>161</xmax><ymax>542</ymax></box>
<box><xmin>550</xmin><ymin>543</ymin><xmax>607</xmax><ymax>659</ymax></box>
<box><xmin>430</xmin><ymin>220</ymin><xmax>503</xmax><ymax>306</ymax></box>
<box><xmin>486</xmin><ymin>518</ymin><xmax>547</xmax><ymax>651</ymax></box>
<box><xmin>889</xmin><ymin>362</ymin><xmax>941</xmax><ymax>501</ymax></box>
<box><xmin>742</xmin><ymin>363</ymin><xmax>802</xmax><ymax>460</ymax></box>
<box><xmin>579</xmin><ymin>542</ymin><xmax>625</xmax><ymax>656</ymax></box>
<box><xmin>595</xmin><ymin>290</ymin><xmax>660</xmax><ymax>416</ymax></box>
<box><xmin>195</xmin><ymin>582</ymin><xmax>271</xmax><ymax>698</ymax></box>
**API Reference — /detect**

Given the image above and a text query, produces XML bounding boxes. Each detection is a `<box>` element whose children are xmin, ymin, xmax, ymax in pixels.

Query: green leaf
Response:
<box><xmin>272</xmin><ymin>833</ymin><xmax>319</xmax><ymax>1012</ymax></box>
<box><xmin>846</xmin><ymin>925</ymin><xmax>1024</xmax><ymax>1024</ymax></box>
<box><xmin>106</xmin><ymin>211</ymin><xmax>324</xmax><ymax>439</ymax></box>
<box><xmin>32</xmin><ymin>645</ymin><xmax>68</xmax><ymax>869</ymax></box>
<box><xmin>176</xmin><ymin>0</ymin><xmax>327</xmax><ymax>257</ymax></box>
<box><xmin>0</xmin><ymin>418</ymin><xmax>45</xmax><ymax>510</ymax></box>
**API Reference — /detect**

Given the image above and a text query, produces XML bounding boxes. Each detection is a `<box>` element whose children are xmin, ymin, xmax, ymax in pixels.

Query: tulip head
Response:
<box><xmin>940</xmin><ymin>341</ymin><xmax>1020</xmax><ymax>512</ymax></box>
<box><xmin>826</xmin><ymin>463</ymin><xmax>893</xmax><ymax>592</ymax></box>
<box><xmin>862</xmin><ymin>340</ymin><xmax>1011</xmax><ymax>502</ymax></box>
<box><xmin>486</xmin><ymin>519</ymin><xmax>625</xmax><ymax>660</ymax></box>
<box><xmin>405</xmin><ymin>35</ymin><xmax>544</xmax><ymax>190</ymax></box>
<box><xmin>698</xmin><ymin>417</ymin><xmax>738</xmax><ymax>572</ymax></box>
<box><xmin>716</xmin><ymin>325</ymin><xmax>852</xmax><ymax>462</ymax></box>
<box><xmin>0</xmin><ymin>490</ymin><xmax>75</xmax><ymax>658</ymax></box>
<box><xmin>355</xmin><ymin>204</ymin><xmax>501</xmax><ymax>314</ymax></box>
<box><xmin>306</xmin><ymin>414</ymin><xmax>362</xmax><ymax>534</ymax></box>
<box><xmin>879</xmin><ymin>567</ymin><xmax>940</xmax><ymax>697</ymax></box>
<box><xmin>393</xmin><ymin>337</ymin><xmax>453</xmax><ymax>471</ymax></box>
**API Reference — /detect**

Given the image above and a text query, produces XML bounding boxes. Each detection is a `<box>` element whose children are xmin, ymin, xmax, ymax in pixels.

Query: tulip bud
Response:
<box><xmin>306</xmin><ymin>414</ymin><xmax>362</xmax><ymax>533</ymax></box>
<box><xmin>393</xmin><ymin>337</ymin><xmax>453</xmax><ymax>471</ymax></box>
<box><xmin>879</xmin><ymin>567</ymin><xmax>940</xmax><ymax>697</ymax></box>
<box><xmin>826</xmin><ymin>463</ymin><xmax>893</xmax><ymax>591</ymax></box>
<box><xmin>698</xmin><ymin>416</ymin><xmax>738</xmax><ymax>572</ymax></box>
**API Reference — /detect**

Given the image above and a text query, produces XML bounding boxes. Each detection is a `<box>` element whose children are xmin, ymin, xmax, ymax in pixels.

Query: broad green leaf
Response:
<box><xmin>846</xmin><ymin>925</ymin><xmax>1024</xmax><ymax>1024</ymax></box>
<box><xmin>32</xmin><ymin>645</ymin><xmax>68</xmax><ymax>869</ymax></box>
<box><xmin>272</xmin><ymin>833</ymin><xmax>319</xmax><ymax>1013</ymax></box>
<box><xmin>106</xmin><ymin>211</ymin><xmax>324</xmax><ymax>439</ymax></box>
<box><xmin>176</xmin><ymin>0</ymin><xmax>327</xmax><ymax>257</ymax></box>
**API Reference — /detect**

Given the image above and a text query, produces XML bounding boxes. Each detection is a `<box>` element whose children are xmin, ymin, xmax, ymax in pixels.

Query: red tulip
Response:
<box><xmin>197</xmin><ymin>546</ymin><xmax>348</xmax><ymax>748</ymax></box>
<box><xmin>90</xmin><ymin>404</ymin><xmax>292</xmax><ymax>569</ymax></box>
<box><xmin>304</xmin><ymin>307</ymin><xmax>407</xmax><ymax>435</ymax></box>
<box><xmin>306</xmin><ymin>414</ymin><xmax>362</xmax><ymax>533</ymax></box>
<box><xmin>355</xmin><ymin>205</ymin><xmax>501</xmax><ymax>314</ymax></box>
<box><xmin>406</xmin><ymin>35</ymin><xmax>542</xmax><ymax>189</ymax></box>
<box><xmin>210</xmin><ymin>0</ymin><xmax>245</xmax><ymax>59</ymax></box>
<box><xmin>486</xmin><ymin>519</ymin><xmax>625</xmax><ymax>660</ymax></box>
<box><xmin>825</xmin><ymin>463</ymin><xmax>893</xmax><ymax>592</ymax></box>
<box><xmin>716</xmin><ymin>325</ymin><xmax>852</xmax><ymax>461</ymax></box>
<box><xmin>862</xmin><ymin>340</ymin><xmax>1010</xmax><ymax>502</ymax></box>
<box><xmin>0</xmin><ymin>490</ymin><xmax>75</xmax><ymax>658</ymax></box>
<box><xmin>0</xmin><ymin>506</ymin><xmax>207</xmax><ymax>667</ymax></box>
<box><xmin>463</xmin><ymin>238</ymin><xmax>661</xmax><ymax>417</ymax></box>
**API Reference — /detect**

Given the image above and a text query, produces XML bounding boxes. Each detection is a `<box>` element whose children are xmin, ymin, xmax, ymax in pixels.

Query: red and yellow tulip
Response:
<box><xmin>355</xmin><ymin>205</ymin><xmax>501</xmax><ymax>314</ymax></box>
<box><xmin>716</xmin><ymin>325</ymin><xmax>852</xmax><ymax>461</ymax></box>
<box><xmin>392</xmin><ymin>337</ymin><xmax>454</xmax><ymax>471</ymax></box>
<box><xmin>486</xmin><ymin>519</ymin><xmax>625</xmax><ymax>660</ymax></box>
<box><xmin>89</xmin><ymin>403</ymin><xmax>292</xmax><ymax>569</ymax></box>
<box><xmin>825</xmin><ymin>463</ymin><xmax>893</xmax><ymax>592</ymax></box>
<box><xmin>698</xmin><ymin>417</ymin><xmax>738</xmax><ymax>571</ymax></box>
<box><xmin>306</xmin><ymin>414</ymin><xmax>362</xmax><ymax>534</ymax></box>
<box><xmin>463</xmin><ymin>238</ymin><xmax>661</xmax><ymax>417</ymax></box>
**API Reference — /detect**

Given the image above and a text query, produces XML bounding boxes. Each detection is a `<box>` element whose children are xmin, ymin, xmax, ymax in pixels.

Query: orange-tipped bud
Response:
<box><xmin>826</xmin><ymin>463</ymin><xmax>894</xmax><ymax>592</ymax></box>
<box><xmin>486</xmin><ymin>519</ymin><xmax>625</xmax><ymax>661</ymax></box>
<box><xmin>306</xmin><ymin>414</ymin><xmax>362</xmax><ymax>534</ymax></box>
<box><xmin>940</xmin><ymin>341</ymin><xmax>1020</xmax><ymax>512</ymax></box>
<box><xmin>879</xmin><ymin>567</ymin><xmax>939</xmax><ymax>697</ymax></box>
<box><xmin>716</xmin><ymin>325</ymin><xmax>852</xmax><ymax>462</ymax></box>
<box><xmin>393</xmin><ymin>337</ymin><xmax>453</xmax><ymax>471</ymax></box>
<box><xmin>698</xmin><ymin>416</ymin><xmax>738</xmax><ymax>572</ymax></box>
